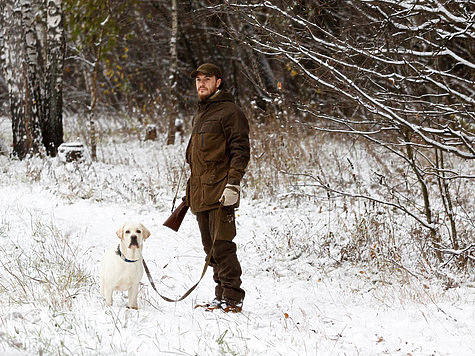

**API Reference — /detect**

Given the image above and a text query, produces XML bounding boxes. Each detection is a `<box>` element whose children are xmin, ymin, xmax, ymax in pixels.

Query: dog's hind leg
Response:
<box><xmin>101</xmin><ymin>279</ymin><xmax>113</xmax><ymax>306</ymax></box>
<box><xmin>103</xmin><ymin>289</ymin><xmax>113</xmax><ymax>306</ymax></box>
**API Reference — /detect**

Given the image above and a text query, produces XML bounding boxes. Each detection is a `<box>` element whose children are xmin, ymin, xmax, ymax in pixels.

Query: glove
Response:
<box><xmin>219</xmin><ymin>184</ymin><xmax>240</xmax><ymax>206</ymax></box>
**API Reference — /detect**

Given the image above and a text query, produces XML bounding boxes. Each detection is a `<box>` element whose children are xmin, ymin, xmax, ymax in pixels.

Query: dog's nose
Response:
<box><xmin>130</xmin><ymin>235</ymin><xmax>138</xmax><ymax>247</ymax></box>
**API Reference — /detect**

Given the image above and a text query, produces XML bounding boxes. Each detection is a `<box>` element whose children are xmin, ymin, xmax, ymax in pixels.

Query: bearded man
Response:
<box><xmin>185</xmin><ymin>63</ymin><xmax>250</xmax><ymax>313</ymax></box>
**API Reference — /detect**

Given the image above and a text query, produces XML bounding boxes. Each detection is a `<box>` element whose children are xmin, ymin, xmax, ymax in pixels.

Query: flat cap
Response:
<box><xmin>190</xmin><ymin>63</ymin><xmax>222</xmax><ymax>79</ymax></box>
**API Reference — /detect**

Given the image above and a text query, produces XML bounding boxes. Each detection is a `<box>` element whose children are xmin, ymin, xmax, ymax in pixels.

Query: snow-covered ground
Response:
<box><xmin>0</xmin><ymin>116</ymin><xmax>474</xmax><ymax>355</ymax></box>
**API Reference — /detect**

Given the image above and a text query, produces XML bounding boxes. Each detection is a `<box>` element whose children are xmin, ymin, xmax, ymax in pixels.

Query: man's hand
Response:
<box><xmin>219</xmin><ymin>184</ymin><xmax>240</xmax><ymax>206</ymax></box>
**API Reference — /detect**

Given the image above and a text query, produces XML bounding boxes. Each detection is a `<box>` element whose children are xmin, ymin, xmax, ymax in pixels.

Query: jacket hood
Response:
<box><xmin>198</xmin><ymin>90</ymin><xmax>234</xmax><ymax>107</ymax></box>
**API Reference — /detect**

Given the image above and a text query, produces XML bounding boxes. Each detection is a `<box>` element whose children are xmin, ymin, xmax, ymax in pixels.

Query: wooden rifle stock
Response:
<box><xmin>163</xmin><ymin>200</ymin><xmax>189</xmax><ymax>232</ymax></box>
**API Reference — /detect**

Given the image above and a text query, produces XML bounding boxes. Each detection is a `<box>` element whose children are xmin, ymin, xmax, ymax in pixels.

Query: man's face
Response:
<box><xmin>195</xmin><ymin>73</ymin><xmax>222</xmax><ymax>101</ymax></box>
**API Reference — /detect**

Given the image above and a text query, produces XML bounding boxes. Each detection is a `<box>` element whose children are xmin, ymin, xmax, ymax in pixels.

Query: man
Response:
<box><xmin>185</xmin><ymin>63</ymin><xmax>250</xmax><ymax>313</ymax></box>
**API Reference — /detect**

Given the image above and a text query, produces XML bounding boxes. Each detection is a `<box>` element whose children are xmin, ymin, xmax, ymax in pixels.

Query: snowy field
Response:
<box><xmin>0</xmin><ymin>116</ymin><xmax>474</xmax><ymax>355</ymax></box>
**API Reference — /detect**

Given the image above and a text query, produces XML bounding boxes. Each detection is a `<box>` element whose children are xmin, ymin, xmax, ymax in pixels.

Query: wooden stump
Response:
<box><xmin>145</xmin><ymin>124</ymin><xmax>158</xmax><ymax>141</ymax></box>
<box><xmin>58</xmin><ymin>142</ymin><xmax>84</xmax><ymax>162</ymax></box>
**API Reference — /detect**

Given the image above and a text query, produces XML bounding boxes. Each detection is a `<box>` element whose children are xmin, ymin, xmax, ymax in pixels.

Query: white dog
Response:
<box><xmin>100</xmin><ymin>222</ymin><xmax>151</xmax><ymax>309</ymax></box>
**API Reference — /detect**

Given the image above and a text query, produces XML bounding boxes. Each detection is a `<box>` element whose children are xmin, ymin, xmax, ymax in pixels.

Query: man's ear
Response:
<box><xmin>141</xmin><ymin>225</ymin><xmax>151</xmax><ymax>240</ymax></box>
<box><xmin>216</xmin><ymin>78</ymin><xmax>222</xmax><ymax>88</ymax></box>
<box><xmin>116</xmin><ymin>225</ymin><xmax>124</xmax><ymax>239</ymax></box>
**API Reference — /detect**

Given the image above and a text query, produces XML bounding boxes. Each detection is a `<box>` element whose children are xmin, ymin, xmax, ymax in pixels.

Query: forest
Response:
<box><xmin>2</xmin><ymin>0</ymin><xmax>473</xmax><ymax>266</ymax></box>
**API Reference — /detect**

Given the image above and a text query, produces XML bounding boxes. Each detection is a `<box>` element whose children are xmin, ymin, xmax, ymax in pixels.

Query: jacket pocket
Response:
<box><xmin>200</xmin><ymin>133</ymin><xmax>226</xmax><ymax>162</ymax></box>
<box><xmin>216</xmin><ymin>206</ymin><xmax>236</xmax><ymax>241</ymax></box>
<box><xmin>202</xmin><ymin>171</ymin><xmax>227</xmax><ymax>206</ymax></box>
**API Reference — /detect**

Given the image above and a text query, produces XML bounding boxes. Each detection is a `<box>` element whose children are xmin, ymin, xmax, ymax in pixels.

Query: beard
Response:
<box><xmin>197</xmin><ymin>86</ymin><xmax>218</xmax><ymax>101</ymax></box>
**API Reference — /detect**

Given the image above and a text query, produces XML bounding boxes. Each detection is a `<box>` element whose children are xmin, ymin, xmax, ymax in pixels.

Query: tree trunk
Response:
<box><xmin>167</xmin><ymin>0</ymin><xmax>178</xmax><ymax>145</ymax></box>
<box><xmin>1</xmin><ymin>1</ymin><xmax>42</xmax><ymax>159</ymax></box>
<box><xmin>0</xmin><ymin>0</ymin><xmax>64</xmax><ymax>159</ymax></box>
<box><xmin>405</xmin><ymin>140</ymin><xmax>443</xmax><ymax>262</ymax></box>
<box><xmin>435</xmin><ymin>148</ymin><xmax>460</xmax><ymax>257</ymax></box>
<box><xmin>89</xmin><ymin>24</ymin><xmax>105</xmax><ymax>161</ymax></box>
<box><xmin>43</xmin><ymin>0</ymin><xmax>64</xmax><ymax>156</ymax></box>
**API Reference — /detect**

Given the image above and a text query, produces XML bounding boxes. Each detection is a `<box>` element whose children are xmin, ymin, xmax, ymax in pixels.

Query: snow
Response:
<box><xmin>0</xmin><ymin>117</ymin><xmax>474</xmax><ymax>355</ymax></box>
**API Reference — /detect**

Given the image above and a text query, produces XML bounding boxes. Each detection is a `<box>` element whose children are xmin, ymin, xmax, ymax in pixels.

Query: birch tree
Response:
<box><xmin>44</xmin><ymin>0</ymin><xmax>65</xmax><ymax>156</ymax></box>
<box><xmin>0</xmin><ymin>0</ymin><xmax>64</xmax><ymax>159</ymax></box>
<box><xmin>167</xmin><ymin>0</ymin><xmax>179</xmax><ymax>145</ymax></box>
<box><xmin>1</xmin><ymin>1</ymin><xmax>42</xmax><ymax>159</ymax></box>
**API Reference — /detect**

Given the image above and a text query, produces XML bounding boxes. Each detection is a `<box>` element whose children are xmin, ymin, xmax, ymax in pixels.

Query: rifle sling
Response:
<box><xmin>143</xmin><ymin>207</ymin><xmax>220</xmax><ymax>303</ymax></box>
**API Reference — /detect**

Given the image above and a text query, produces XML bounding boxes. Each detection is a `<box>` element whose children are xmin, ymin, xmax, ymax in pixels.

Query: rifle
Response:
<box><xmin>163</xmin><ymin>199</ymin><xmax>189</xmax><ymax>232</ymax></box>
<box><xmin>164</xmin><ymin>157</ymin><xmax>188</xmax><ymax>232</ymax></box>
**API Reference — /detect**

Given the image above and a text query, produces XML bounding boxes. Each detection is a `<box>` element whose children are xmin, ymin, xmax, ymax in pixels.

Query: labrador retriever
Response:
<box><xmin>100</xmin><ymin>222</ymin><xmax>151</xmax><ymax>309</ymax></box>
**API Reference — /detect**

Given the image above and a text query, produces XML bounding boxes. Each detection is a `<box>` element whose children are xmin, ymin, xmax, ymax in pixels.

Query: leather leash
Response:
<box><xmin>143</xmin><ymin>207</ymin><xmax>220</xmax><ymax>302</ymax></box>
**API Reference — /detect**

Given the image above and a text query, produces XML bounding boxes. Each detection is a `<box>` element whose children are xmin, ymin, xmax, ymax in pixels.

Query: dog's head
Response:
<box><xmin>116</xmin><ymin>222</ymin><xmax>151</xmax><ymax>250</ymax></box>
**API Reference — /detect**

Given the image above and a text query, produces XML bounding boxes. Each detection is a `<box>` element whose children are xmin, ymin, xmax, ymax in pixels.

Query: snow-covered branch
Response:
<box><xmin>220</xmin><ymin>0</ymin><xmax>474</xmax><ymax>160</ymax></box>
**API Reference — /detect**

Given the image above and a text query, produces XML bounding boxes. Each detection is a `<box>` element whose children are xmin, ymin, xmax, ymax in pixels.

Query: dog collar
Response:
<box><xmin>116</xmin><ymin>244</ymin><xmax>139</xmax><ymax>263</ymax></box>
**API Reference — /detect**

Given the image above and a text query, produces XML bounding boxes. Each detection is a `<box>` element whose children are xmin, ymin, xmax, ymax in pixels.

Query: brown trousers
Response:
<box><xmin>196</xmin><ymin>207</ymin><xmax>245</xmax><ymax>303</ymax></box>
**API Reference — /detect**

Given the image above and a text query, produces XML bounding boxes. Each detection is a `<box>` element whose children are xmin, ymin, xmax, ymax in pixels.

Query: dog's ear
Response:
<box><xmin>141</xmin><ymin>224</ymin><xmax>151</xmax><ymax>240</ymax></box>
<box><xmin>116</xmin><ymin>225</ymin><xmax>124</xmax><ymax>239</ymax></box>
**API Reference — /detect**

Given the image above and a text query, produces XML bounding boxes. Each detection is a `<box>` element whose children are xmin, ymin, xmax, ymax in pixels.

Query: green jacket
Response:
<box><xmin>186</xmin><ymin>90</ymin><xmax>250</xmax><ymax>213</ymax></box>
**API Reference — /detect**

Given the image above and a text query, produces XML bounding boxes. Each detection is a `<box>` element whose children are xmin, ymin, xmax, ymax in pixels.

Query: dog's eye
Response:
<box><xmin>136</xmin><ymin>229</ymin><xmax>141</xmax><ymax>234</ymax></box>
<box><xmin>125</xmin><ymin>230</ymin><xmax>130</xmax><ymax>234</ymax></box>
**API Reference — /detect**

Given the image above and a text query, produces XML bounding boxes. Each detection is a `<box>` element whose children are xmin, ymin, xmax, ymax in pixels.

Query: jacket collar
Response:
<box><xmin>198</xmin><ymin>90</ymin><xmax>234</xmax><ymax>108</ymax></box>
